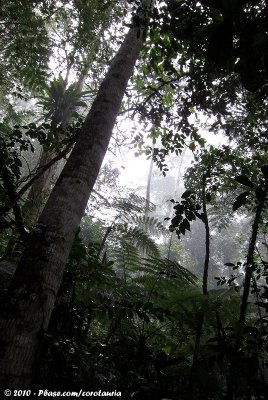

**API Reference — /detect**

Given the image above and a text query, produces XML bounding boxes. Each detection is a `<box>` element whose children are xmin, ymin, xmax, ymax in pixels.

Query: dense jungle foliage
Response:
<box><xmin>0</xmin><ymin>0</ymin><xmax>267</xmax><ymax>399</ymax></box>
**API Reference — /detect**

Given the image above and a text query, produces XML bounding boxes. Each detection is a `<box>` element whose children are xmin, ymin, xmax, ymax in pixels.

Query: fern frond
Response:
<box><xmin>112</xmin><ymin>223</ymin><xmax>160</xmax><ymax>258</ymax></box>
<box><xmin>124</xmin><ymin>227</ymin><xmax>160</xmax><ymax>258</ymax></box>
<box><xmin>113</xmin><ymin>193</ymin><xmax>155</xmax><ymax>215</ymax></box>
<box><xmin>112</xmin><ymin>240</ymin><xmax>140</xmax><ymax>272</ymax></box>
<box><xmin>130</xmin><ymin>215</ymin><xmax>168</xmax><ymax>237</ymax></box>
<box><xmin>141</xmin><ymin>257</ymin><xmax>198</xmax><ymax>285</ymax></box>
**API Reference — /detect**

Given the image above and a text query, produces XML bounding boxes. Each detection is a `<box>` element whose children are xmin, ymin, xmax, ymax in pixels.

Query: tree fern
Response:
<box><xmin>113</xmin><ymin>193</ymin><xmax>155</xmax><ymax>215</ymax></box>
<box><xmin>131</xmin><ymin>215</ymin><xmax>168</xmax><ymax>237</ymax></box>
<box><xmin>123</xmin><ymin>227</ymin><xmax>160</xmax><ymax>257</ymax></box>
<box><xmin>112</xmin><ymin>239</ymin><xmax>140</xmax><ymax>275</ymax></box>
<box><xmin>143</xmin><ymin>257</ymin><xmax>198</xmax><ymax>285</ymax></box>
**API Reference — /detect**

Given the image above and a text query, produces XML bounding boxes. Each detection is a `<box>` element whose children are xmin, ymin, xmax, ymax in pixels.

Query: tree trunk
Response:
<box><xmin>201</xmin><ymin>174</ymin><xmax>210</xmax><ymax>295</ymax></box>
<box><xmin>239</xmin><ymin>181</ymin><xmax>268</xmax><ymax>324</ymax></box>
<box><xmin>0</xmin><ymin>0</ymin><xmax>154</xmax><ymax>389</ymax></box>
<box><xmin>24</xmin><ymin>149</ymin><xmax>60</xmax><ymax>223</ymax></box>
<box><xmin>144</xmin><ymin>137</ymin><xmax>155</xmax><ymax>233</ymax></box>
<box><xmin>189</xmin><ymin>173</ymin><xmax>210</xmax><ymax>398</ymax></box>
<box><xmin>145</xmin><ymin>143</ymin><xmax>154</xmax><ymax>217</ymax></box>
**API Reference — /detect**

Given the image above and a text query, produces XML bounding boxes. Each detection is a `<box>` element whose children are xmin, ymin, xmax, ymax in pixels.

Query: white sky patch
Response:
<box><xmin>105</xmin><ymin>122</ymin><xmax>228</xmax><ymax>194</ymax></box>
<box><xmin>119</xmin><ymin>153</ymin><xmax>150</xmax><ymax>187</ymax></box>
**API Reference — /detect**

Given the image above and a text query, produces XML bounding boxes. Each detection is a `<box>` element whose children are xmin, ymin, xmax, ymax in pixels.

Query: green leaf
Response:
<box><xmin>189</xmin><ymin>142</ymin><xmax>196</xmax><ymax>151</ymax></box>
<box><xmin>181</xmin><ymin>190</ymin><xmax>192</xmax><ymax>199</ymax></box>
<box><xmin>233</xmin><ymin>193</ymin><xmax>248</xmax><ymax>211</ymax></box>
<box><xmin>235</xmin><ymin>175</ymin><xmax>254</xmax><ymax>188</ymax></box>
<box><xmin>174</xmin><ymin>204</ymin><xmax>184</xmax><ymax>214</ymax></box>
<box><xmin>179</xmin><ymin>224</ymin><xmax>186</xmax><ymax>235</ymax></box>
<box><xmin>181</xmin><ymin>218</ymin><xmax>191</xmax><ymax>232</ymax></box>
<box><xmin>236</xmin><ymin>191</ymin><xmax>249</xmax><ymax>200</ymax></box>
<box><xmin>185</xmin><ymin>210</ymin><xmax>196</xmax><ymax>221</ymax></box>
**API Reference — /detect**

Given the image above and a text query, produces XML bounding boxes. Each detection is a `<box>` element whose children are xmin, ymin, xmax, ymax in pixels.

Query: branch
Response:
<box><xmin>0</xmin><ymin>136</ymin><xmax>77</xmax><ymax>216</ymax></box>
<box><xmin>118</xmin><ymin>75</ymin><xmax>187</xmax><ymax>118</ymax></box>
<box><xmin>0</xmin><ymin>153</ymin><xmax>26</xmax><ymax>236</ymax></box>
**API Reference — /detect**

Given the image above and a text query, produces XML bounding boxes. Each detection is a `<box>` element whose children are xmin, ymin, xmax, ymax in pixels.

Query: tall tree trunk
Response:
<box><xmin>173</xmin><ymin>146</ymin><xmax>186</xmax><ymax>199</ymax></box>
<box><xmin>145</xmin><ymin>143</ymin><xmax>154</xmax><ymax>218</ymax></box>
<box><xmin>144</xmin><ymin>135</ymin><xmax>155</xmax><ymax>234</ymax></box>
<box><xmin>0</xmin><ymin>0</ymin><xmax>154</xmax><ymax>389</ymax></box>
<box><xmin>239</xmin><ymin>180</ymin><xmax>268</xmax><ymax>324</ymax></box>
<box><xmin>227</xmin><ymin>177</ymin><xmax>268</xmax><ymax>400</ymax></box>
<box><xmin>24</xmin><ymin>149</ymin><xmax>60</xmax><ymax>224</ymax></box>
<box><xmin>168</xmin><ymin>146</ymin><xmax>186</xmax><ymax>218</ymax></box>
<box><xmin>189</xmin><ymin>173</ymin><xmax>210</xmax><ymax>398</ymax></box>
<box><xmin>201</xmin><ymin>174</ymin><xmax>210</xmax><ymax>296</ymax></box>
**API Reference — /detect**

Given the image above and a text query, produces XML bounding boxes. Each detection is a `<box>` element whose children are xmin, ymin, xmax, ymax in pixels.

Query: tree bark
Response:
<box><xmin>144</xmin><ymin>137</ymin><xmax>155</xmax><ymax>233</ymax></box>
<box><xmin>145</xmin><ymin>143</ymin><xmax>154</xmax><ymax>218</ymax></box>
<box><xmin>202</xmin><ymin>174</ymin><xmax>210</xmax><ymax>295</ymax></box>
<box><xmin>227</xmin><ymin>178</ymin><xmax>268</xmax><ymax>400</ymax></box>
<box><xmin>239</xmin><ymin>180</ymin><xmax>268</xmax><ymax>324</ymax></box>
<box><xmin>189</xmin><ymin>173</ymin><xmax>210</xmax><ymax>398</ymax></box>
<box><xmin>0</xmin><ymin>0</ymin><xmax>154</xmax><ymax>389</ymax></box>
<box><xmin>24</xmin><ymin>149</ymin><xmax>60</xmax><ymax>223</ymax></box>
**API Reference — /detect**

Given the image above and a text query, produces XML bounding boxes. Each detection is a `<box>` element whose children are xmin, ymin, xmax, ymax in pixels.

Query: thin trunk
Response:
<box><xmin>202</xmin><ymin>174</ymin><xmax>210</xmax><ymax>295</ymax></box>
<box><xmin>145</xmin><ymin>144</ymin><xmax>154</xmax><ymax>218</ymax></box>
<box><xmin>189</xmin><ymin>173</ymin><xmax>210</xmax><ymax>397</ymax></box>
<box><xmin>168</xmin><ymin>146</ymin><xmax>186</xmax><ymax>218</ymax></box>
<box><xmin>97</xmin><ymin>225</ymin><xmax>113</xmax><ymax>259</ymax></box>
<box><xmin>144</xmin><ymin>124</ymin><xmax>156</xmax><ymax>218</ymax></box>
<box><xmin>174</xmin><ymin>146</ymin><xmax>186</xmax><ymax>199</ymax></box>
<box><xmin>144</xmin><ymin>139</ymin><xmax>155</xmax><ymax>235</ymax></box>
<box><xmin>227</xmin><ymin>178</ymin><xmax>268</xmax><ymax>400</ymax></box>
<box><xmin>0</xmin><ymin>0</ymin><xmax>154</xmax><ymax>389</ymax></box>
<box><xmin>143</xmin><ymin>135</ymin><xmax>155</xmax><ymax>258</ymax></box>
<box><xmin>239</xmin><ymin>181</ymin><xmax>268</xmax><ymax>324</ymax></box>
<box><xmin>188</xmin><ymin>310</ymin><xmax>205</xmax><ymax>397</ymax></box>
